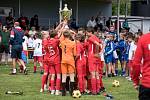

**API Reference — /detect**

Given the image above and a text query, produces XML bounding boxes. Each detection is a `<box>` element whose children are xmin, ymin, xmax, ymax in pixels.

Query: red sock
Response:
<box><xmin>82</xmin><ymin>76</ymin><xmax>86</xmax><ymax>92</ymax></box>
<box><xmin>87</xmin><ymin>78</ymin><xmax>91</xmax><ymax>91</ymax></box>
<box><xmin>34</xmin><ymin>66</ymin><xmax>37</xmax><ymax>72</ymax></box>
<box><xmin>91</xmin><ymin>78</ymin><xmax>97</xmax><ymax>94</ymax></box>
<box><xmin>99</xmin><ymin>68</ymin><xmax>104</xmax><ymax>88</ymax></box>
<box><xmin>101</xmin><ymin>61</ymin><xmax>104</xmax><ymax>68</ymax></box>
<box><xmin>50</xmin><ymin>80</ymin><xmax>55</xmax><ymax>90</ymax></box>
<box><xmin>78</xmin><ymin>75</ymin><xmax>83</xmax><ymax>92</ymax></box>
<box><xmin>41</xmin><ymin>74</ymin><xmax>47</xmax><ymax>89</ymax></box>
<box><xmin>20</xmin><ymin>65</ymin><xmax>23</xmax><ymax>71</ymax></box>
<box><xmin>96</xmin><ymin>79</ymin><xmax>100</xmax><ymax>92</ymax></box>
<box><xmin>56</xmin><ymin>79</ymin><xmax>61</xmax><ymax>90</ymax></box>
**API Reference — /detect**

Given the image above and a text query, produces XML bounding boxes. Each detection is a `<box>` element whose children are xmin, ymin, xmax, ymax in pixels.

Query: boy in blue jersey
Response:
<box><xmin>109</xmin><ymin>26</ymin><xmax>118</xmax><ymax>42</ymax></box>
<box><xmin>117</xmin><ymin>33</ymin><xmax>127</xmax><ymax>76</ymax></box>
<box><xmin>124</xmin><ymin>39</ymin><xmax>130</xmax><ymax>76</ymax></box>
<box><xmin>111</xmin><ymin>35</ymin><xmax>119</xmax><ymax>76</ymax></box>
<box><xmin>104</xmin><ymin>33</ymin><xmax>115</xmax><ymax>77</ymax></box>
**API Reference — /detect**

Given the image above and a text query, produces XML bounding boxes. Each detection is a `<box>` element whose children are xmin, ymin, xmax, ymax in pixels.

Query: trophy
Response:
<box><xmin>59</xmin><ymin>4</ymin><xmax>72</xmax><ymax>21</ymax></box>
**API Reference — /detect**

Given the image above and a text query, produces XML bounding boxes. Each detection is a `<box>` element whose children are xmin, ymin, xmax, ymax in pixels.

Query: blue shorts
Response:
<box><xmin>118</xmin><ymin>53</ymin><xmax>128</xmax><ymax>62</ymax></box>
<box><xmin>124</xmin><ymin>54</ymin><xmax>128</xmax><ymax>62</ymax></box>
<box><xmin>104</xmin><ymin>54</ymin><xmax>113</xmax><ymax>64</ymax></box>
<box><xmin>112</xmin><ymin>57</ymin><xmax>118</xmax><ymax>64</ymax></box>
<box><xmin>11</xmin><ymin>45</ymin><xmax>22</xmax><ymax>59</ymax></box>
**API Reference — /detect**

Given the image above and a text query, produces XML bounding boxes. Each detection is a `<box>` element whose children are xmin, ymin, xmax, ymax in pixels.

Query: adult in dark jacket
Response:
<box><xmin>10</xmin><ymin>22</ymin><xmax>27</xmax><ymax>75</ymax></box>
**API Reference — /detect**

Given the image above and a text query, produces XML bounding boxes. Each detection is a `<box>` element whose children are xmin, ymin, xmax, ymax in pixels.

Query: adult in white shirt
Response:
<box><xmin>87</xmin><ymin>17</ymin><xmax>97</xmax><ymax>28</ymax></box>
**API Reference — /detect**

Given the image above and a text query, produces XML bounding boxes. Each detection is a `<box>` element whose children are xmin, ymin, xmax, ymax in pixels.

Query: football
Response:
<box><xmin>112</xmin><ymin>80</ymin><xmax>120</xmax><ymax>87</ymax></box>
<box><xmin>72</xmin><ymin>90</ymin><xmax>81</xmax><ymax>98</ymax></box>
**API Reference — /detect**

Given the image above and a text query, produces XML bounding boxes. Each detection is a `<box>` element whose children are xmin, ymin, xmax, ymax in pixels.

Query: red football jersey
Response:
<box><xmin>76</xmin><ymin>42</ymin><xmax>85</xmax><ymax>61</ymax></box>
<box><xmin>87</xmin><ymin>35</ymin><xmax>101</xmax><ymax>62</ymax></box>
<box><xmin>42</xmin><ymin>38</ymin><xmax>60</xmax><ymax>64</ymax></box>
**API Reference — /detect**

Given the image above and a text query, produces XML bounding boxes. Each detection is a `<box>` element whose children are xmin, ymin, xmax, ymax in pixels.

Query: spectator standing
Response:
<box><xmin>95</xmin><ymin>16</ymin><xmax>104</xmax><ymax>31</ymax></box>
<box><xmin>70</xmin><ymin>18</ymin><xmax>78</xmax><ymax>30</ymax></box>
<box><xmin>106</xmin><ymin>17</ymin><xmax>113</xmax><ymax>29</ymax></box>
<box><xmin>30</xmin><ymin>15</ymin><xmax>39</xmax><ymax>30</ymax></box>
<box><xmin>18</xmin><ymin>14</ymin><xmax>29</xmax><ymax>30</ymax></box>
<box><xmin>6</xmin><ymin>12</ymin><xmax>14</xmax><ymax>28</ymax></box>
<box><xmin>9</xmin><ymin>22</ymin><xmax>27</xmax><ymax>74</ymax></box>
<box><xmin>87</xmin><ymin>17</ymin><xmax>97</xmax><ymax>29</ymax></box>
<box><xmin>0</xmin><ymin>26</ymin><xmax>10</xmax><ymax>65</ymax></box>
<box><xmin>122</xmin><ymin>19</ymin><xmax>129</xmax><ymax>29</ymax></box>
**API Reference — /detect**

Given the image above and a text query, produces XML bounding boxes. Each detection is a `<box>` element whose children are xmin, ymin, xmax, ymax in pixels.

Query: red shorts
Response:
<box><xmin>34</xmin><ymin>56</ymin><xmax>43</xmax><ymax>62</ymax></box>
<box><xmin>76</xmin><ymin>60</ymin><xmax>86</xmax><ymax>76</ymax></box>
<box><xmin>43</xmin><ymin>61</ymin><xmax>61</xmax><ymax>74</ymax></box>
<box><xmin>88</xmin><ymin>61</ymin><xmax>101</xmax><ymax>72</ymax></box>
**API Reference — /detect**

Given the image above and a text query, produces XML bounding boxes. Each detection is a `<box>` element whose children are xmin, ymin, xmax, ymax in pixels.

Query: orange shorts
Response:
<box><xmin>61</xmin><ymin>63</ymin><xmax>75</xmax><ymax>74</ymax></box>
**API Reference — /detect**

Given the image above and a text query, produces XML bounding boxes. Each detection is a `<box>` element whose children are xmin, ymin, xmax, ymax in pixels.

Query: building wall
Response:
<box><xmin>131</xmin><ymin>1</ymin><xmax>150</xmax><ymax>17</ymax></box>
<box><xmin>0</xmin><ymin>0</ymin><xmax>112</xmax><ymax>27</ymax></box>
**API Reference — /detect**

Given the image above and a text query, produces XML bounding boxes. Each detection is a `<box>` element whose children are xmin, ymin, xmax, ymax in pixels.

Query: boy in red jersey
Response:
<box><xmin>86</xmin><ymin>28</ymin><xmax>104</xmax><ymax>95</ymax></box>
<box><xmin>75</xmin><ymin>33</ymin><xmax>86</xmax><ymax>94</ymax></box>
<box><xmin>40</xmin><ymin>31</ymin><xmax>50</xmax><ymax>93</ymax></box>
<box><xmin>40</xmin><ymin>30</ymin><xmax>62</xmax><ymax>95</ymax></box>
<box><xmin>40</xmin><ymin>21</ymin><xmax>66</xmax><ymax>94</ymax></box>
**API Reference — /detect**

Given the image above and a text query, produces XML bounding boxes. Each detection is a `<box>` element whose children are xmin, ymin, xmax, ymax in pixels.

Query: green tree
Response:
<box><xmin>112</xmin><ymin>0</ymin><xmax>131</xmax><ymax>16</ymax></box>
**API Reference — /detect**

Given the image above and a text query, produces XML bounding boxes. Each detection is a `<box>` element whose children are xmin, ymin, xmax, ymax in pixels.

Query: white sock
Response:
<box><xmin>23</xmin><ymin>66</ymin><xmax>26</xmax><ymax>70</ymax></box>
<box><xmin>13</xmin><ymin>69</ymin><xmax>16</xmax><ymax>73</ymax></box>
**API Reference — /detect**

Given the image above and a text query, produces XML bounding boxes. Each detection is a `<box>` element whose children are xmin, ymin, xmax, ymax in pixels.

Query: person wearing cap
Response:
<box><xmin>10</xmin><ymin>22</ymin><xmax>27</xmax><ymax>75</ymax></box>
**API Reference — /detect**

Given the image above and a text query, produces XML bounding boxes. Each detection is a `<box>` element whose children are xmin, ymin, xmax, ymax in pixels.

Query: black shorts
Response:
<box><xmin>11</xmin><ymin>45</ymin><xmax>22</xmax><ymax>59</ymax></box>
<box><xmin>0</xmin><ymin>44</ymin><xmax>9</xmax><ymax>53</ymax></box>
<box><xmin>139</xmin><ymin>85</ymin><xmax>150</xmax><ymax>100</ymax></box>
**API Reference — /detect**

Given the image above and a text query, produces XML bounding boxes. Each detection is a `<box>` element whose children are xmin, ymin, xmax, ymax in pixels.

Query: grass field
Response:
<box><xmin>0</xmin><ymin>63</ymin><xmax>138</xmax><ymax>100</ymax></box>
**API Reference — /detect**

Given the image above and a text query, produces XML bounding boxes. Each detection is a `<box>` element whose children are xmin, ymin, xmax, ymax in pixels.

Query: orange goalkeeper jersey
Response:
<box><xmin>60</xmin><ymin>38</ymin><xmax>76</xmax><ymax>66</ymax></box>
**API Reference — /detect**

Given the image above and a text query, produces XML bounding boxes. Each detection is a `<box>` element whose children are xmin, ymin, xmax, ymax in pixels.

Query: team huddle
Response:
<box><xmin>39</xmin><ymin>21</ymin><xmax>105</xmax><ymax>96</ymax></box>
<box><xmin>31</xmin><ymin>20</ymin><xmax>140</xmax><ymax>96</ymax></box>
<box><xmin>8</xmin><ymin>20</ymin><xmax>142</xmax><ymax>97</ymax></box>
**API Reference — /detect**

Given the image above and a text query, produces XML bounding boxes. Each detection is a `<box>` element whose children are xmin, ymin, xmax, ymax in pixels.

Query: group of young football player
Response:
<box><xmin>25</xmin><ymin>19</ymin><xmax>141</xmax><ymax>96</ymax></box>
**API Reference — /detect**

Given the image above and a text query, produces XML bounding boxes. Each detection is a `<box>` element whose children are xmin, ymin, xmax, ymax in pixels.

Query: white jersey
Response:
<box><xmin>22</xmin><ymin>36</ymin><xmax>28</xmax><ymax>51</ymax></box>
<box><xmin>28</xmin><ymin>37</ymin><xmax>34</xmax><ymax>48</ymax></box>
<box><xmin>33</xmin><ymin>39</ymin><xmax>42</xmax><ymax>56</ymax></box>
<box><xmin>128</xmin><ymin>41</ymin><xmax>137</xmax><ymax>60</ymax></box>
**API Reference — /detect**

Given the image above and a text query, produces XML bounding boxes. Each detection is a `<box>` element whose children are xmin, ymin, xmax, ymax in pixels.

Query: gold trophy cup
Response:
<box><xmin>59</xmin><ymin>4</ymin><xmax>72</xmax><ymax>21</ymax></box>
